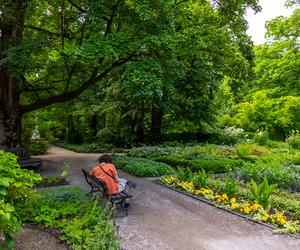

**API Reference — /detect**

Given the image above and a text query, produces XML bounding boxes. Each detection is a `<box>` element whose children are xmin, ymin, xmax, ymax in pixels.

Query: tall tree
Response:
<box><xmin>0</xmin><ymin>0</ymin><xmax>174</xmax><ymax>147</ymax></box>
<box><xmin>254</xmin><ymin>8</ymin><xmax>300</xmax><ymax>95</ymax></box>
<box><xmin>0</xmin><ymin>0</ymin><xmax>260</xmax><ymax>147</ymax></box>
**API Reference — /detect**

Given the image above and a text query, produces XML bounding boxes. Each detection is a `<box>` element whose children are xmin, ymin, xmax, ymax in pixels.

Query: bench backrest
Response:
<box><xmin>82</xmin><ymin>169</ymin><xmax>110</xmax><ymax>198</ymax></box>
<box><xmin>9</xmin><ymin>148</ymin><xmax>31</xmax><ymax>160</ymax></box>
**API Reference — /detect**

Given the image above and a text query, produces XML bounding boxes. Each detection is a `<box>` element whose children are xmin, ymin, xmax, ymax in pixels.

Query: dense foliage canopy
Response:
<box><xmin>2</xmin><ymin>0</ymin><xmax>300</xmax><ymax>146</ymax></box>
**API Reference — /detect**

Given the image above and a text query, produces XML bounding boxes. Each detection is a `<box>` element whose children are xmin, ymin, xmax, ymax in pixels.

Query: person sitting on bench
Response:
<box><xmin>90</xmin><ymin>154</ymin><xmax>132</xmax><ymax>195</ymax></box>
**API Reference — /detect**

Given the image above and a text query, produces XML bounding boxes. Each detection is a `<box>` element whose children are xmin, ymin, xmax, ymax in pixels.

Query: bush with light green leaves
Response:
<box><xmin>0</xmin><ymin>150</ymin><xmax>41</xmax><ymax>248</ymax></box>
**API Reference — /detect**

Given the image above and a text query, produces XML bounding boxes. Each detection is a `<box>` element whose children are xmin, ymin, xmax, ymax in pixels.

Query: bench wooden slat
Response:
<box><xmin>8</xmin><ymin>148</ymin><xmax>43</xmax><ymax>168</ymax></box>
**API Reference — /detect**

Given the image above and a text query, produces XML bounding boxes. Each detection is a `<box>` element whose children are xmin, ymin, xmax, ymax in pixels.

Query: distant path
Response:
<box><xmin>38</xmin><ymin>146</ymin><xmax>300</xmax><ymax>250</ymax></box>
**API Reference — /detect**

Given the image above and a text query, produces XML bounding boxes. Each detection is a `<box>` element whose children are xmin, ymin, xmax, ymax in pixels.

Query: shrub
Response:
<box><xmin>286</xmin><ymin>130</ymin><xmax>300</xmax><ymax>149</ymax></box>
<box><xmin>0</xmin><ymin>150</ymin><xmax>41</xmax><ymax>248</ymax></box>
<box><xmin>217</xmin><ymin>126</ymin><xmax>249</xmax><ymax>145</ymax></box>
<box><xmin>235</xmin><ymin>144</ymin><xmax>271</xmax><ymax>161</ymax></box>
<box><xmin>56</xmin><ymin>142</ymin><xmax>126</xmax><ymax>153</ymax></box>
<box><xmin>181</xmin><ymin>145</ymin><xmax>226</xmax><ymax>160</ymax></box>
<box><xmin>264</xmin><ymin>140</ymin><xmax>289</xmax><ymax>150</ymax></box>
<box><xmin>112</xmin><ymin>156</ymin><xmax>175</xmax><ymax>177</ymax></box>
<box><xmin>127</xmin><ymin>146</ymin><xmax>183</xmax><ymax>158</ymax></box>
<box><xmin>29</xmin><ymin>141</ymin><xmax>49</xmax><ymax>155</ymax></box>
<box><xmin>18</xmin><ymin>186</ymin><xmax>119</xmax><ymax>249</ymax></box>
<box><xmin>234</xmin><ymin>161</ymin><xmax>300</xmax><ymax>192</ymax></box>
<box><xmin>153</xmin><ymin>155</ymin><xmax>243</xmax><ymax>174</ymax></box>
<box><xmin>253</xmin><ymin>130</ymin><xmax>270</xmax><ymax>145</ymax></box>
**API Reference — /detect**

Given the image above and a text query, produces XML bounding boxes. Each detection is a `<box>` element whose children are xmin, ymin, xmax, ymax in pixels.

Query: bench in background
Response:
<box><xmin>9</xmin><ymin>148</ymin><xmax>43</xmax><ymax>168</ymax></box>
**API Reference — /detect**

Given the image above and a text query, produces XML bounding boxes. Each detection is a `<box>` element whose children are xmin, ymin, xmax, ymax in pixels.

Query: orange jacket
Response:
<box><xmin>90</xmin><ymin>163</ymin><xmax>119</xmax><ymax>194</ymax></box>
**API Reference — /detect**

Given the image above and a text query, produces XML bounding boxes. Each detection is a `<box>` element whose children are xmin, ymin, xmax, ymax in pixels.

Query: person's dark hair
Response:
<box><xmin>99</xmin><ymin>154</ymin><xmax>112</xmax><ymax>163</ymax></box>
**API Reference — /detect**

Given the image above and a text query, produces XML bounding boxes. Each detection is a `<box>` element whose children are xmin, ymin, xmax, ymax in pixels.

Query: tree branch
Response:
<box><xmin>20</xmin><ymin>55</ymin><xmax>133</xmax><ymax>114</ymax></box>
<box><xmin>22</xmin><ymin>86</ymin><xmax>58</xmax><ymax>92</ymax></box>
<box><xmin>65</xmin><ymin>23</ymin><xmax>84</xmax><ymax>92</ymax></box>
<box><xmin>25</xmin><ymin>25</ymin><xmax>63</xmax><ymax>37</ymax></box>
<box><xmin>105</xmin><ymin>3</ymin><xmax>119</xmax><ymax>36</ymax></box>
<box><xmin>67</xmin><ymin>0</ymin><xmax>86</xmax><ymax>13</ymax></box>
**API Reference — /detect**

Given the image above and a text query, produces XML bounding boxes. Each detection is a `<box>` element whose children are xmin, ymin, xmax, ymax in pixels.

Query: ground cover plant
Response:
<box><xmin>35</xmin><ymin>163</ymin><xmax>70</xmax><ymax>188</ymax></box>
<box><xmin>56</xmin><ymin>141</ymin><xmax>126</xmax><ymax>153</ymax></box>
<box><xmin>127</xmin><ymin>143</ymin><xmax>300</xmax><ymax>192</ymax></box>
<box><xmin>112</xmin><ymin>156</ymin><xmax>175</xmax><ymax>177</ymax></box>
<box><xmin>35</xmin><ymin>176</ymin><xmax>69</xmax><ymax>188</ymax></box>
<box><xmin>17</xmin><ymin>186</ymin><xmax>119</xmax><ymax>249</ymax></box>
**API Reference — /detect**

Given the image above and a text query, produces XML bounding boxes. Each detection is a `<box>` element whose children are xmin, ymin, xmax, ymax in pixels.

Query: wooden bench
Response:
<box><xmin>82</xmin><ymin>169</ymin><xmax>132</xmax><ymax>215</ymax></box>
<box><xmin>9</xmin><ymin>148</ymin><xmax>43</xmax><ymax>168</ymax></box>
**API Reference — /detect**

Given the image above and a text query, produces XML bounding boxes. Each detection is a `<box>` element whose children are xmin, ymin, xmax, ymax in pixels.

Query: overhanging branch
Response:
<box><xmin>25</xmin><ymin>25</ymin><xmax>63</xmax><ymax>37</ymax></box>
<box><xmin>20</xmin><ymin>55</ymin><xmax>132</xmax><ymax>114</ymax></box>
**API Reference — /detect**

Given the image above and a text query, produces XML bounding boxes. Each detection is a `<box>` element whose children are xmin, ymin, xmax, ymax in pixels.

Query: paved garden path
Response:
<box><xmin>34</xmin><ymin>146</ymin><xmax>300</xmax><ymax>249</ymax></box>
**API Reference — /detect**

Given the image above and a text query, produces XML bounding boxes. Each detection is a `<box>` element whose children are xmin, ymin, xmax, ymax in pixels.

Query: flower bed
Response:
<box><xmin>161</xmin><ymin>176</ymin><xmax>300</xmax><ymax>235</ymax></box>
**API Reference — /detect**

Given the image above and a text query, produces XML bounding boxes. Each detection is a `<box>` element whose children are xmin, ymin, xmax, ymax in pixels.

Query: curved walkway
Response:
<box><xmin>37</xmin><ymin>146</ymin><xmax>299</xmax><ymax>250</ymax></box>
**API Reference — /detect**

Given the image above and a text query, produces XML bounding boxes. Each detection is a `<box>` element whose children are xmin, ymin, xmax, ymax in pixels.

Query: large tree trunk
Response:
<box><xmin>129</xmin><ymin>107</ymin><xmax>145</xmax><ymax>145</ymax></box>
<box><xmin>150</xmin><ymin>103</ymin><xmax>164</xmax><ymax>144</ymax></box>
<box><xmin>0</xmin><ymin>0</ymin><xmax>27</xmax><ymax>148</ymax></box>
<box><xmin>0</xmin><ymin>71</ymin><xmax>22</xmax><ymax>148</ymax></box>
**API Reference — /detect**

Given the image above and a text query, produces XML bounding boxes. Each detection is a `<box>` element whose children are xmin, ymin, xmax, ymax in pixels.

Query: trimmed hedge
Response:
<box><xmin>112</xmin><ymin>156</ymin><xmax>175</xmax><ymax>177</ymax></box>
<box><xmin>56</xmin><ymin>142</ymin><xmax>126</xmax><ymax>153</ymax></box>
<box><xmin>152</xmin><ymin>155</ymin><xmax>244</xmax><ymax>174</ymax></box>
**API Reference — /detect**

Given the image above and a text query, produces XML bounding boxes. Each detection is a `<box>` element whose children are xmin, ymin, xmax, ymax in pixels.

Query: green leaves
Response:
<box><xmin>254</xmin><ymin>9</ymin><xmax>300</xmax><ymax>96</ymax></box>
<box><xmin>113</xmin><ymin>156</ymin><xmax>175</xmax><ymax>177</ymax></box>
<box><xmin>18</xmin><ymin>187</ymin><xmax>119</xmax><ymax>249</ymax></box>
<box><xmin>223</xmin><ymin>179</ymin><xmax>238</xmax><ymax>198</ymax></box>
<box><xmin>0</xmin><ymin>150</ymin><xmax>42</xmax><ymax>247</ymax></box>
<box><xmin>250</xmin><ymin>177</ymin><xmax>276</xmax><ymax>207</ymax></box>
<box><xmin>193</xmin><ymin>169</ymin><xmax>208</xmax><ymax>189</ymax></box>
<box><xmin>226</xmin><ymin>90</ymin><xmax>300</xmax><ymax>138</ymax></box>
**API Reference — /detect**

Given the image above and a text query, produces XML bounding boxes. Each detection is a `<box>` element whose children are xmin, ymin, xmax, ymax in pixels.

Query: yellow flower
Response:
<box><xmin>164</xmin><ymin>176</ymin><xmax>177</xmax><ymax>185</ymax></box>
<box><xmin>221</xmin><ymin>194</ymin><xmax>229</xmax><ymax>201</ymax></box>
<box><xmin>243</xmin><ymin>207</ymin><xmax>251</xmax><ymax>214</ymax></box>
<box><xmin>177</xmin><ymin>181</ymin><xmax>194</xmax><ymax>192</ymax></box>
<box><xmin>213</xmin><ymin>195</ymin><xmax>221</xmax><ymax>200</ymax></box>
<box><xmin>273</xmin><ymin>212</ymin><xmax>287</xmax><ymax>226</ymax></box>
<box><xmin>240</xmin><ymin>203</ymin><xmax>251</xmax><ymax>214</ymax></box>
<box><xmin>203</xmin><ymin>189</ymin><xmax>213</xmax><ymax>195</ymax></box>
<box><xmin>194</xmin><ymin>189</ymin><xmax>204</xmax><ymax>196</ymax></box>
<box><xmin>230</xmin><ymin>203</ymin><xmax>239</xmax><ymax>209</ymax></box>
<box><xmin>262</xmin><ymin>214</ymin><xmax>270</xmax><ymax>222</ymax></box>
<box><xmin>250</xmin><ymin>204</ymin><xmax>262</xmax><ymax>212</ymax></box>
<box><xmin>230</xmin><ymin>197</ymin><xmax>236</xmax><ymax>203</ymax></box>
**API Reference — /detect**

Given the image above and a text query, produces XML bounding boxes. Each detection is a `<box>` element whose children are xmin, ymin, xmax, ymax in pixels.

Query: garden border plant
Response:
<box><xmin>154</xmin><ymin>179</ymin><xmax>281</xmax><ymax>231</ymax></box>
<box><xmin>17</xmin><ymin>186</ymin><xmax>120</xmax><ymax>249</ymax></box>
<box><xmin>156</xmin><ymin>179</ymin><xmax>300</xmax><ymax>237</ymax></box>
<box><xmin>0</xmin><ymin>150</ymin><xmax>42</xmax><ymax>248</ymax></box>
<box><xmin>158</xmin><ymin>170</ymin><xmax>300</xmax><ymax>236</ymax></box>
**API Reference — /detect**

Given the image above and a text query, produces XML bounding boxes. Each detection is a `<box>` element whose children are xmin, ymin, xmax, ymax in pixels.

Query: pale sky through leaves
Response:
<box><xmin>245</xmin><ymin>0</ymin><xmax>296</xmax><ymax>44</ymax></box>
